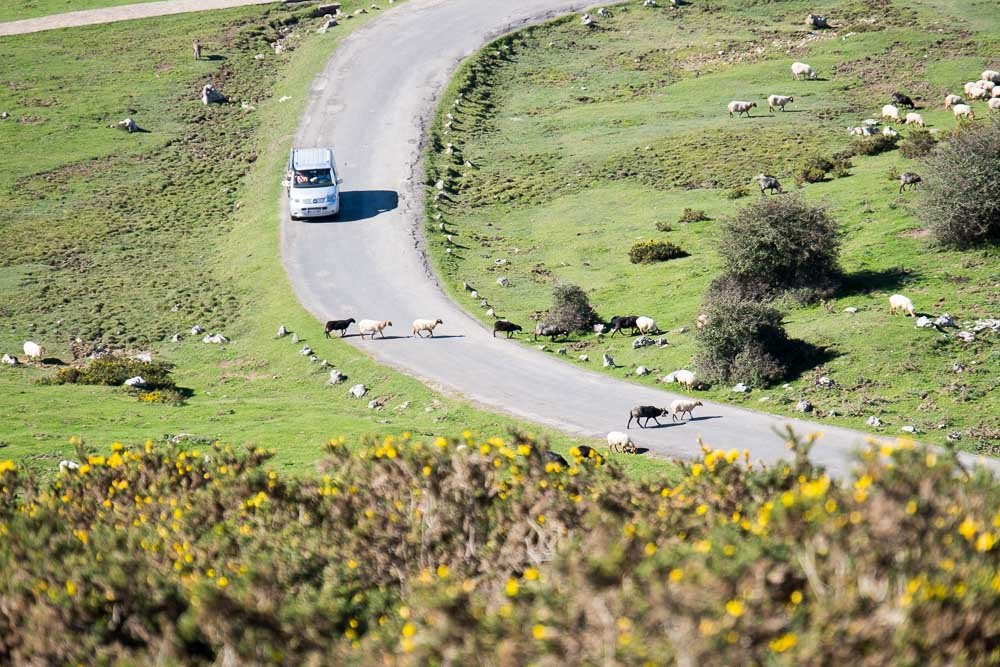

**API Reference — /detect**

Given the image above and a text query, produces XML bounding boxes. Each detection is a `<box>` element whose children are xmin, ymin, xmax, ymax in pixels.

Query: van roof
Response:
<box><xmin>291</xmin><ymin>148</ymin><xmax>335</xmax><ymax>170</ymax></box>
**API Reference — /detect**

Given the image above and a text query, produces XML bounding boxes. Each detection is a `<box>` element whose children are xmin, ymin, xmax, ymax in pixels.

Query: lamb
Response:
<box><xmin>635</xmin><ymin>316</ymin><xmax>658</xmax><ymax>334</ymax></box>
<box><xmin>891</xmin><ymin>92</ymin><xmax>915</xmax><ymax>109</ymax></box>
<box><xmin>670</xmin><ymin>399</ymin><xmax>703</xmax><ymax>421</ymax></box>
<box><xmin>357</xmin><ymin>319</ymin><xmax>392</xmax><ymax>339</ymax></box>
<box><xmin>944</xmin><ymin>94</ymin><xmax>964</xmax><ymax>109</ymax></box>
<box><xmin>533</xmin><ymin>322</ymin><xmax>569</xmax><ymax>342</ymax></box>
<box><xmin>791</xmin><ymin>62</ymin><xmax>816</xmax><ymax>80</ymax></box>
<box><xmin>412</xmin><ymin>318</ymin><xmax>444</xmax><ymax>337</ymax></box>
<box><xmin>192</xmin><ymin>39</ymin><xmax>202</xmax><ymax>60</ymax></box>
<box><xmin>899</xmin><ymin>172</ymin><xmax>921</xmax><ymax>193</ymax></box>
<box><xmin>952</xmin><ymin>104</ymin><xmax>975</xmax><ymax>120</ymax></box>
<box><xmin>889</xmin><ymin>294</ymin><xmax>915</xmax><ymax>317</ymax></box>
<box><xmin>607</xmin><ymin>431</ymin><xmax>637</xmax><ymax>454</ymax></box>
<box><xmin>755</xmin><ymin>173</ymin><xmax>782</xmax><ymax>195</ymax></box>
<box><xmin>22</xmin><ymin>341</ymin><xmax>44</xmax><ymax>361</ymax></box>
<box><xmin>493</xmin><ymin>320</ymin><xmax>522</xmax><ymax>338</ymax></box>
<box><xmin>989</xmin><ymin>97</ymin><xmax>1000</xmax><ymax>111</ymax></box>
<box><xmin>983</xmin><ymin>70</ymin><xmax>1000</xmax><ymax>84</ymax></box>
<box><xmin>904</xmin><ymin>112</ymin><xmax>924</xmax><ymax>127</ymax></box>
<box><xmin>324</xmin><ymin>318</ymin><xmax>356</xmax><ymax>337</ymax></box>
<box><xmin>767</xmin><ymin>94</ymin><xmax>794</xmax><ymax>112</ymax></box>
<box><xmin>608</xmin><ymin>315</ymin><xmax>639</xmax><ymax>337</ymax></box>
<box><xmin>672</xmin><ymin>369</ymin><xmax>697</xmax><ymax>390</ymax></box>
<box><xmin>881</xmin><ymin>104</ymin><xmax>900</xmax><ymax>123</ymax></box>
<box><xmin>728</xmin><ymin>101</ymin><xmax>756</xmax><ymax>118</ymax></box>
<box><xmin>627</xmin><ymin>405</ymin><xmax>670</xmax><ymax>429</ymax></box>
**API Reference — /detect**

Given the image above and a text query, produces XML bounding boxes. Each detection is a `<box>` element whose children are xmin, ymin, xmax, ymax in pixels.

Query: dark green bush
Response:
<box><xmin>918</xmin><ymin>119</ymin><xmax>1000</xmax><ymax>248</ymax></box>
<box><xmin>851</xmin><ymin>133</ymin><xmax>898</xmax><ymax>156</ymax></box>
<box><xmin>55</xmin><ymin>357</ymin><xmax>177</xmax><ymax>390</ymax></box>
<box><xmin>695</xmin><ymin>293</ymin><xmax>790</xmax><ymax>385</ymax></box>
<box><xmin>716</xmin><ymin>194</ymin><xmax>841</xmax><ymax>301</ymax></box>
<box><xmin>726</xmin><ymin>185</ymin><xmax>750</xmax><ymax>199</ymax></box>
<box><xmin>547</xmin><ymin>284</ymin><xmax>600</xmax><ymax>333</ymax></box>
<box><xmin>629</xmin><ymin>240</ymin><xmax>688</xmax><ymax>264</ymax></box>
<box><xmin>899</xmin><ymin>128</ymin><xmax>938</xmax><ymax>159</ymax></box>
<box><xmin>655</xmin><ymin>221</ymin><xmax>674</xmax><ymax>232</ymax></box>
<box><xmin>678</xmin><ymin>208</ymin><xmax>710</xmax><ymax>223</ymax></box>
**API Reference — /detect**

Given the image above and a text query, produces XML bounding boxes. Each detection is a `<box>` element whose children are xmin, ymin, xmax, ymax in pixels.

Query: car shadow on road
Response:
<box><xmin>336</xmin><ymin>190</ymin><xmax>399</xmax><ymax>222</ymax></box>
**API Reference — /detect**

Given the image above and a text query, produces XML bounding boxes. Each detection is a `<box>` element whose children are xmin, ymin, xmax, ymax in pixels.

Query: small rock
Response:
<box><xmin>486</xmin><ymin>308</ymin><xmax>496</xmax><ymax>318</ymax></box>
<box><xmin>367</xmin><ymin>399</ymin><xmax>380</xmax><ymax>410</ymax></box>
<box><xmin>759</xmin><ymin>396</ymin><xmax>770</xmax><ymax>402</ymax></box>
<box><xmin>124</xmin><ymin>376</ymin><xmax>145</xmax><ymax>387</ymax></box>
<box><xmin>348</xmin><ymin>384</ymin><xmax>367</xmax><ymax>398</ymax></box>
<box><xmin>291</xmin><ymin>333</ymin><xmax>299</xmax><ymax>343</ymax></box>
<box><xmin>300</xmin><ymin>345</ymin><xmax>313</xmax><ymax>356</ymax></box>
<box><xmin>732</xmin><ymin>383</ymin><xmax>750</xmax><ymax>393</ymax></box>
<box><xmin>329</xmin><ymin>370</ymin><xmax>345</xmax><ymax>385</ymax></box>
<box><xmin>2</xmin><ymin>353</ymin><xmax>20</xmax><ymax>365</ymax></box>
<box><xmin>397</xmin><ymin>401</ymin><xmax>410</xmax><ymax>411</ymax></box>
<box><xmin>866</xmin><ymin>416</ymin><xmax>882</xmax><ymax>427</ymax></box>
<box><xmin>494</xmin><ymin>258</ymin><xmax>507</xmax><ymax>266</ymax></box>
<box><xmin>276</xmin><ymin>325</ymin><xmax>288</xmax><ymax>338</ymax></box>
<box><xmin>537</xmin><ymin>345</ymin><xmax>547</xmax><ymax>352</ymax></box>
<box><xmin>816</xmin><ymin>375</ymin><xmax>835</xmax><ymax>388</ymax></box>
<box><xmin>435</xmin><ymin>179</ymin><xmax>446</xmax><ymax>191</ymax></box>
<box><xmin>675</xmin><ymin>326</ymin><xmax>688</xmax><ymax>334</ymax></box>
<box><xmin>278</xmin><ymin>96</ymin><xmax>291</xmax><ymax>103</ymax></box>
<box><xmin>796</xmin><ymin>400</ymin><xmax>813</xmax><ymax>413</ymax></box>
<box><xmin>309</xmin><ymin>355</ymin><xmax>319</xmax><ymax>363</ymax></box>
<box><xmin>170</xmin><ymin>303</ymin><xmax>181</xmax><ymax>312</ymax></box>
<box><xmin>636</xmin><ymin>366</ymin><xmax>650</xmax><ymax>376</ymax></box>
<box><xmin>603</xmin><ymin>353</ymin><xmax>615</xmax><ymax>368</ymax></box>
<box><xmin>947</xmin><ymin>431</ymin><xmax>962</xmax><ymax>442</ymax></box>
<box><xmin>632</xmin><ymin>336</ymin><xmax>655</xmax><ymax>349</ymax></box>
<box><xmin>203</xmin><ymin>333</ymin><xmax>228</xmax><ymax>344</ymax></box>
<box><xmin>843</xmin><ymin>307</ymin><xmax>858</xmax><ymax>314</ymax></box>
<box><xmin>557</xmin><ymin>348</ymin><xmax>567</xmax><ymax>355</ymax></box>
<box><xmin>579</xmin><ymin>354</ymin><xmax>589</xmax><ymax>362</ymax></box>
<box><xmin>952</xmin><ymin>363</ymin><xmax>965</xmax><ymax>373</ymax></box>
<box><xmin>662</xmin><ymin>372</ymin><xmax>676</xmax><ymax>383</ymax></box>
<box><xmin>915</xmin><ymin>316</ymin><xmax>934</xmax><ymax>328</ymax></box>
<box><xmin>782</xmin><ymin>383</ymin><xmax>791</xmax><ymax>389</ymax></box>
<box><xmin>934</xmin><ymin>313</ymin><xmax>956</xmax><ymax>328</ymax></box>
<box><xmin>133</xmin><ymin>352</ymin><xmax>153</xmax><ymax>363</ymax></box>
<box><xmin>957</xmin><ymin>331</ymin><xmax>975</xmax><ymax>342</ymax></box>
<box><xmin>59</xmin><ymin>460</ymin><xmax>80</xmax><ymax>472</ymax></box>
<box><xmin>656</xmin><ymin>337</ymin><xmax>669</xmax><ymax>347</ymax></box>
<box><xmin>470</xmin><ymin>290</ymin><xmax>478</xmax><ymax>299</ymax></box>
<box><xmin>497</xmin><ymin>276</ymin><xmax>510</xmax><ymax>288</ymax></box>
<box><xmin>593</xmin><ymin>323</ymin><xmax>606</xmax><ymax>334</ymax></box>
<box><xmin>190</xmin><ymin>325</ymin><xmax>206</xmax><ymax>335</ymax></box>
<box><xmin>901</xmin><ymin>425</ymin><xmax>917</xmax><ymax>434</ymax></box>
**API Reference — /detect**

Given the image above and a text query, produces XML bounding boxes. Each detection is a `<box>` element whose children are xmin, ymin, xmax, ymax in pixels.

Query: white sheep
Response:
<box><xmin>888</xmin><ymin>294</ymin><xmax>915</xmax><ymax>317</ymax></box>
<box><xmin>607</xmin><ymin>431</ymin><xmax>636</xmax><ymax>454</ymax></box>
<box><xmin>727</xmin><ymin>100</ymin><xmax>757</xmax><ymax>118</ymax></box>
<box><xmin>952</xmin><ymin>104</ymin><xmax>975</xmax><ymax>120</ymax></box>
<box><xmin>964</xmin><ymin>81</ymin><xmax>983</xmax><ymax>96</ymax></box>
<box><xmin>767</xmin><ymin>94</ymin><xmax>794</xmax><ymax>112</ymax></box>
<box><xmin>670</xmin><ymin>399</ymin><xmax>703</xmax><ymax>421</ymax></box>
<box><xmin>983</xmin><ymin>70</ymin><xmax>1000</xmax><ymax>84</ymax></box>
<box><xmin>881</xmin><ymin>104</ymin><xmax>900</xmax><ymax>123</ymax></box>
<box><xmin>904</xmin><ymin>112</ymin><xmax>924</xmax><ymax>127</ymax></box>
<box><xmin>59</xmin><ymin>460</ymin><xmax>80</xmax><ymax>473</ymax></box>
<box><xmin>357</xmin><ymin>319</ymin><xmax>392</xmax><ymax>339</ymax></box>
<box><xmin>993</xmin><ymin>87</ymin><xmax>1000</xmax><ymax>98</ymax></box>
<box><xmin>791</xmin><ymin>61</ymin><xmax>816</xmax><ymax>80</ymax></box>
<box><xmin>672</xmin><ymin>369</ymin><xmax>697</xmax><ymax>389</ymax></box>
<box><xmin>989</xmin><ymin>97</ymin><xmax>1000</xmax><ymax>112</ymax></box>
<box><xmin>411</xmin><ymin>318</ymin><xmax>443</xmax><ymax>337</ymax></box>
<box><xmin>22</xmin><ymin>341</ymin><xmax>44</xmax><ymax>361</ymax></box>
<box><xmin>944</xmin><ymin>94</ymin><xmax>964</xmax><ymax>109</ymax></box>
<box><xmin>635</xmin><ymin>316</ymin><xmax>657</xmax><ymax>334</ymax></box>
<box><xmin>967</xmin><ymin>86</ymin><xmax>989</xmax><ymax>101</ymax></box>
<box><xmin>980</xmin><ymin>80</ymin><xmax>996</xmax><ymax>92</ymax></box>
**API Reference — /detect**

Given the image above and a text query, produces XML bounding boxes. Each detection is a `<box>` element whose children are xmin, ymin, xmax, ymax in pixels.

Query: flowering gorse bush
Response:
<box><xmin>0</xmin><ymin>432</ymin><xmax>996</xmax><ymax>664</ymax></box>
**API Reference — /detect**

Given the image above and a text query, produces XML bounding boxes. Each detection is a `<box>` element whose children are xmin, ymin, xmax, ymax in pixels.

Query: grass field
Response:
<box><xmin>0</xmin><ymin>2</ymin><xmax>675</xmax><ymax>480</ymax></box>
<box><xmin>0</xmin><ymin>0</ymin><xmax>164</xmax><ymax>22</ymax></box>
<box><xmin>423</xmin><ymin>0</ymin><xmax>1000</xmax><ymax>455</ymax></box>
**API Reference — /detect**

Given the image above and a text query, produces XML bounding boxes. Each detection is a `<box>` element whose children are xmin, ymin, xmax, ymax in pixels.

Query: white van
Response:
<box><xmin>283</xmin><ymin>147</ymin><xmax>342</xmax><ymax>219</ymax></box>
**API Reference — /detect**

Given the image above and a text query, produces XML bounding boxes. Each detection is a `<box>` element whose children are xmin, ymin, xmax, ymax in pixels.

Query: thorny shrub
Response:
<box><xmin>546</xmin><ymin>284</ymin><xmax>601</xmax><ymax>333</ymax></box>
<box><xmin>628</xmin><ymin>240</ymin><xmax>688</xmax><ymax>264</ymax></box>
<box><xmin>0</xmin><ymin>433</ymin><xmax>996</xmax><ymax>665</ymax></box>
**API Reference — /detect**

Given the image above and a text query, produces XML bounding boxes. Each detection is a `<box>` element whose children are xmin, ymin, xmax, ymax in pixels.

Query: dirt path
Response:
<box><xmin>0</xmin><ymin>0</ymin><xmax>277</xmax><ymax>36</ymax></box>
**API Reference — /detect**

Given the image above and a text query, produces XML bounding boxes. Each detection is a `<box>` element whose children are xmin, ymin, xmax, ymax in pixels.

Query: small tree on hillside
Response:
<box><xmin>717</xmin><ymin>194</ymin><xmax>841</xmax><ymax>302</ymax></box>
<box><xmin>547</xmin><ymin>284</ymin><xmax>600</xmax><ymax>333</ymax></box>
<box><xmin>917</xmin><ymin>118</ymin><xmax>1000</xmax><ymax>248</ymax></box>
<box><xmin>695</xmin><ymin>292</ymin><xmax>790</xmax><ymax>386</ymax></box>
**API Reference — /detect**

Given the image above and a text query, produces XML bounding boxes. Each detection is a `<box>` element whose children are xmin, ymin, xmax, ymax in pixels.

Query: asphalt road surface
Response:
<box><xmin>281</xmin><ymin>0</ymin><xmax>996</xmax><ymax>477</ymax></box>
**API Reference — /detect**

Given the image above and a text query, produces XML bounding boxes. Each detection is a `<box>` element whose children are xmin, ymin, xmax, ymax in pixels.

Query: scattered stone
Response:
<box><xmin>581</xmin><ymin>13</ymin><xmax>595</xmax><ymax>27</ymax></box>
<box><xmin>201</xmin><ymin>84</ymin><xmax>226</xmax><ymax>105</ymax></box>
<box><xmin>470</xmin><ymin>290</ymin><xmax>478</xmax><ymax>299</ymax></box>
<box><xmin>59</xmin><ymin>460</ymin><xmax>80</xmax><ymax>472</ymax></box>
<box><xmin>843</xmin><ymin>307</ymin><xmax>858</xmax><ymax>314</ymax></box>
<box><xmin>603</xmin><ymin>353</ymin><xmax>615</xmax><ymax>368</ymax></box>
<box><xmin>816</xmin><ymin>376</ymin><xmax>835</xmax><ymax>388</ymax></box>
<box><xmin>133</xmin><ymin>352</ymin><xmax>153</xmax><ymax>363</ymax></box>
<box><xmin>397</xmin><ymin>401</ymin><xmax>410</xmax><ymax>411</ymax></box>
<box><xmin>190</xmin><ymin>325</ymin><xmax>205</xmax><ymax>335</ymax></box>
<box><xmin>170</xmin><ymin>303</ymin><xmax>181</xmax><ymax>312</ymax></box>
<box><xmin>300</xmin><ymin>345</ymin><xmax>313</xmax><ymax>356</ymax></box>
<box><xmin>317</xmin><ymin>18</ymin><xmax>337</xmax><ymax>33</ymax></box>
<box><xmin>656</xmin><ymin>337</ymin><xmax>669</xmax><ymax>347</ymax></box>
<box><xmin>367</xmin><ymin>399</ymin><xmax>381</xmax><ymax>410</ymax></box>
<box><xmin>866</xmin><ymin>416</ymin><xmax>883</xmax><ymax>427</ymax></box>
<box><xmin>947</xmin><ymin>431</ymin><xmax>962</xmax><ymax>442</ymax></box>
<box><xmin>636</xmin><ymin>366</ymin><xmax>650</xmax><ymax>376</ymax></box>
<box><xmin>733</xmin><ymin>383</ymin><xmax>750</xmax><ymax>393</ymax></box>
<box><xmin>901</xmin><ymin>425</ymin><xmax>918</xmax><ymax>434</ymax></box>
<box><xmin>579</xmin><ymin>354</ymin><xmax>589</xmax><ymax>362</ymax></box>
<box><xmin>971</xmin><ymin>318</ymin><xmax>1000</xmax><ymax>333</ymax></box>
<box><xmin>329</xmin><ymin>370</ymin><xmax>345</xmax><ymax>385</ymax></box>
<box><xmin>124</xmin><ymin>376</ymin><xmax>145</xmax><ymax>387</ymax></box>
<box><xmin>291</xmin><ymin>333</ymin><xmax>299</xmax><ymax>343</ymax></box>
<box><xmin>435</xmin><ymin>179</ymin><xmax>445</xmax><ymax>191</ymax></box>
<box><xmin>0</xmin><ymin>112</ymin><xmax>8</xmax><ymax>119</ymax></box>
<box><xmin>957</xmin><ymin>331</ymin><xmax>975</xmax><ymax>342</ymax></box>
<box><xmin>557</xmin><ymin>348</ymin><xmax>567</xmax><ymax>355</ymax></box>
<box><xmin>662</xmin><ymin>372</ymin><xmax>676</xmax><ymax>383</ymax></box>
<box><xmin>2</xmin><ymin>353</ymin><xmax>19</xmax><ymax>365</ymax></box>
<box><xmin>486</xmin><ymin>308</ymin><xmax>496</xmax><ymax>318</ymax></box>
<box><xmin>593</xmin><ymin>323</ymin><xmax>607</xmax><ymax>334</ymax></box>
<box><xmin>497</xmin><ymin>276</ymin><xmax>510</xmax><ymax>288</ymax></box>
<box><xmin>279</xmin><ymin>96</ymin><xmax>291</xmax><ymax>103</ymax></box>
<box><xmin>203</xmin><ymin>333</ymin><xmax>228</xmax><ymax>344</ymax></box>
<box><xmin>480</xmin><ymin>298</ymin><xmax>489</xmax><ymax>308</ymax></box>
<box><xmin>348</xmin><ymin>383</ymin><xmax>367</xmax><ymax>398</ymax></box>
<box><xmin>536</xmin><ymin>345</ymin><xmax>547</xmax><ymax>352</ymax></box>
<box><xmin>309</xmin><ymin>355</ymin><xmax>319</xmax><ymax>363</ymax></box>
<box><xmin>632</xmin><ymin>335</ymin><xmax>655</xmax><ymax>349</ymax></box>
<box><xmin>952</xmin><ymin>363</ymin><xmax>965</xmax><ymax>373</ymax></box>
<box><xmin>759</xmin><ymin>396</ymin><xmax>770</xmax><ymax>402</ymax></box>
<box><xmin>782</xmin><ymin>383</ymin><xmax>791</xmax><ymax>389</ymax></box>
<box><xmin>598</xmin><ymin>7</ymin><xmax>611</xmax><ymax>17</ymax></box>
<box><xmin>643</xmin><ymin>0</ymin><xmax>657</xmax><ymax>6</ymax></box>
<box><xmin>915</xmin><ymin>316</ymin><xmax>934</xmax><ymax>328</ymax></box>
<box><xmin>276</xmin><ymin>325</ymin><xmax>288</xmax><ymax>338</ymax></box>
<box><xmin>934</xmin><ymin>313</ymin><xmax>956</xmax><ymax>328</ymax></box>
<box><xmin>796</xmin><ymin>400</ymin><xmax>813</xmax><ymax>413</ymax></box>
<box><xmin>117</xmin><ymin>117</ymin><xmax>139</xmax><ymax>133</ymax></box>
<box><xmin>241</xmin><ymin>102</ymin><xmax>256</xmax><ymax>111</ymax></box>
<box><xmin>675</xmin><ymin>326</ymin><xmax>688</xmax><ymax>334</ymax></box>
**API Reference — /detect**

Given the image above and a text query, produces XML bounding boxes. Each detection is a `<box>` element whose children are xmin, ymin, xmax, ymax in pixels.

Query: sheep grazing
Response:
<box><xmin>993</xmin><ymin>87</ymin><xmax>1000</xmax><ymax>98</ymax></box>
<box><xmin>791</xmin><ymin>61</ymin><xmax>816</xmax><ymax>80</ymax></box>
<box><xmin>967</xmin><ymin>86</ymin><xmax>989</xmax><ymax>101</ymax></box>
<box><xmin>904</xmin><ymin>112</ymin><xmax>924</xmax><ymax>127</ymax></box>
<box><xmin>627</xmin><ymin>405</ymin><xmax>670</xmax><ymax>429</ymax></box>
<box><xmin>952</xmin><ymin>104</ymin><xmax>975</xmax><ymax>120</ymax></box>
<box><xmin>607</xmin><ymin>431</ymin><xmax>636</xmax><ymax>454</ymax></box>
<box><xmin>944</xmin><ymin>94</ymin><xmax>964</xmax><ymax>109</ymax></box>
<box><xmin>889</xmin><ymin>294</ymin><xmax>915</xmax><ymax>317</ymax></box>
<box><xmin>989</xmin><ymin>97</ymin><xmax>1000</xmax><ymax>111</ymax></box>
<box><xmin>891</xmin><ymin>92</ymin><xmax>915</xmax><ymax>109</ymax></box>
<box><xmin>881</xmin><ymin>104</ymin><xmax>901</xmax><ymax>124</ymax></box>
<box><xmin>412</xmin><ymin>318</ymin><xmax>444</xmax><ymax>338</ymax></box>
<box><xmin>672</xmin><ymin>369</ymin><xmax>697</xmax><ymax>389</ymax></box>
<box><xmin>324</xmin><ymin>318</ymin><xmax>356</xmax><ymax>338</ymax></box>
<box><xmin>727</xmin><ymin>101</ymin><xmax>757</xmax><ymax>118</ymax></box>
<box><xmin>980</xmin><ymin>80</ymin><xmax>997</xmax><ymax>92</ymax></box>
<box><xmin>533</xmin><ymin>322</ymin><xmax>569</xmax><ymax>342</ymax></box>
<box><xmin>898</xmin><ymin>172</ymin><xmax>921</xmax><ymax>193</ymax></box>
<box><xmin>608</xmin><ymin>315</ymin><xmax>639</xmax><ymax>336</ymax></box>
<box><xmin>755</xmin><ymin>173</ymin><xmax>782</xmax><ymax>195</ymax></box>
<box><xmin>22</xmin><ymin>341</ymin><xmax>45</xmax><ymax>361</ymax></box>
<box><xmin>767</xmin><ymin>94</ymin><xmax>794</xmax><ymax>112</ymax></box>
<box><xmin>670</xmin><ymin>399</ymin><xmax>703</xmax><ymax>421</ymax></box>
<box><xmin>635</xmin><ymin>316</ymin><xmax>658</xmax><ymax>334</ymax></box>
<box><xmin>493</xmin><ymin>320</ymin><xmax>522</xmax><ymax>338</ymax></box>
<box><xmin>983</xmin><ymin>70</ymin><xmax>1000</xmax><ymax>84</ymax></box>
<box><xmin>357</xmin><ymin>319</ymin><xmax>392</xmax><ymax>339</ymax></box>
<box><xmin>193</xmin><ymin>39</ymin><xmax>202</xmax><ymax>60</ymax></box>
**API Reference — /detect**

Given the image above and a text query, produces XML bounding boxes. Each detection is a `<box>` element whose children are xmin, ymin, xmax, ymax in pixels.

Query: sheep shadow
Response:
<box><xmin>631</xmin><ymin>421</ymin><xmax>686</xmax><ymax>430</ymax></box>
<box><xmin>411</xmin><ymin>334</ymin><xmax>466</xmax><ymax>340</ymax></box>
<box><xmin>687</xmin><ymin>415</ymin><xmax>723</xmax><ymax>422</ymax></box>
<box><xmin>308</xmin><ymin>190</ymin><xmax>398</xmax><ymax>223</ymax></box>
<box><xmin>634</xmin><ymin>447</ymin><xmax>651</xmax><ymax>455</ymax></box>
<box><xmin>202</xmin><ymin>55</ymin><xmax>226</xmax><ymax>62</ymax></box>
<box><xmin>836</xmin><ymin>267</ymin><xmax>916</xmax><ymax>296</ymax></box>
<box><xmin>40</xmin><ymin>357</ymin><xmax>67</xmax><ymax>366</ymax></box>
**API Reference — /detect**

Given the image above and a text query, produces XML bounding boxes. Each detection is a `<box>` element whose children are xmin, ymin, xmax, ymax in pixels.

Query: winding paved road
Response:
<box><xmin>0</xmin><ymin>0</ymin><xmax>276</xmax><ymax>36</ymax></box>
<box><xmin>282</xmin><ymin>0</ymin><xmax>997</xmax><ymax>477</ymax></box>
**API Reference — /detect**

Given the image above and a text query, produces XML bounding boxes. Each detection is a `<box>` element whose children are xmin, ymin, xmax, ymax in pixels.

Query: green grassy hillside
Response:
<box><xmin>423</xmin><ymin>0</ymin><xmax>999</xmax><ymax>454</ymax></box>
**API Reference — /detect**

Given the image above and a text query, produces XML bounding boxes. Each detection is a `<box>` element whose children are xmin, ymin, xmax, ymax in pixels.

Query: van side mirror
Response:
<box><xmin>337</xmin><ymin>177</ymin><xmax>344</xmax><ymax>185</ymax></box>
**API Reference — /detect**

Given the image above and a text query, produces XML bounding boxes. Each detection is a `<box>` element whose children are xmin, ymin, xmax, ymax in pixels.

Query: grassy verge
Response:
<box><xmin>0</xmin><ymin>2</ymin><xmax>675</xmax><ymax>479</ymax></box>
<box><xmin>0</xmin><ymin>0</ymin><xmax>164</xmax><ymax>22</ymax></box>
<box><xmin>423</xmin><ymin>0</ymin><xmax>999</xmax><ymax>455</ymax></box>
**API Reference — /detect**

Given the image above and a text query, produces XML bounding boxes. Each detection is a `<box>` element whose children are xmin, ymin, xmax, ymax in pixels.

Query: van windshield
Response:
<box><xmin>291</xmin><ymin>169</ymin><xmax>334</xmax><ymax>188</ymax></box>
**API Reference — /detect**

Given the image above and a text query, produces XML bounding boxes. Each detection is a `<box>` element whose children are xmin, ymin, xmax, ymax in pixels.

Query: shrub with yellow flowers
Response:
<box><xmin>0</xmin><ymin>431</ymin><xmax>996</xmax><ymax>664</ymax></box>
